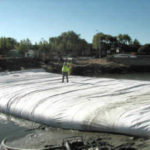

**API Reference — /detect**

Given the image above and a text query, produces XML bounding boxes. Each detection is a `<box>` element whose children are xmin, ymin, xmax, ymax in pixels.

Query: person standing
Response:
<box><xmin>62</xmin><ymin>62</ymin><xmax>69</xmax><ymax>83</ymax></box>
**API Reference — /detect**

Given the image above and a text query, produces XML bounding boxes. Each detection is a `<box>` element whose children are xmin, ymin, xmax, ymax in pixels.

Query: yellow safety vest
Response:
<box><xmin>62</xmin><ymin>64</ymin><xmax>69</xmax><ymax>72</ymax></box>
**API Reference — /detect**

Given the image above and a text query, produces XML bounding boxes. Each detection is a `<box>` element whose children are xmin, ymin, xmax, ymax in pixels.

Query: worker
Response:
<box><xmin>62</xmin><ymin>62</ymin><xmax>69</xmax><ymax>83</ymax></box>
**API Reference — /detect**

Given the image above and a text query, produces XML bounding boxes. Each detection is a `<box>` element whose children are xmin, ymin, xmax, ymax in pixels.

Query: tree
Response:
<box><xmin>35</xmin><ymin>39</ymin><xmax>51</xmax><ymax>61</ymax></box>
<box><xmin>16</xmin><ymin>39</ymin><xmax>32</xmax><ymax>55</ymax></box>
<box><xmin>49</xmin><ymin>31</ymin><xmax>89</xmax><ymax>57</ymax></box>
<box><xmin>38</xmin><ymin>39</ymin><xmax>50</xmax><ymax>52</ymax></box>
<box><xmin>116</xmin><ymin>34</ymin><xmax>132</xmax><ymax>53</ymax></box>
<box><xmin>138</xmin><ymin>44</ymin><xmax>150</xmax><ymax>55</ymax></box>
<box><xmin>93</xmin><ymin>32</ymin><xmax>105</xmax><ymax>57</ymax></box>
<box><xmin>117</xmin><ymin>34</ymin><xmax>131</xmax><ymax>45</ymax></box>
<box><xmin>131</xmin><ymin>39</ymin><xmax>141</xmax><ymax>52</ymax></box>
<box><xmin>32</xmin><ymin>42</ymin><xmax>39</xmax><ymax>50</ymax></box>
<box><xmin>0</xmin><ymin>37</ymin><xmax>17</xmax><ymax>55</ymax></box>
<box><xmin>92</xmin><ymin>33</ymin><xmax>117</xmax><ymax>57</ymax></box>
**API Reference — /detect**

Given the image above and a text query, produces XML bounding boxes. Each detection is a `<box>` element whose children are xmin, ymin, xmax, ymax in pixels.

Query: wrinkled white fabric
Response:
<box><xmin>0</xmin><ymin>69</ymin><xmax>150</xmax><ymax>137</ymax></box>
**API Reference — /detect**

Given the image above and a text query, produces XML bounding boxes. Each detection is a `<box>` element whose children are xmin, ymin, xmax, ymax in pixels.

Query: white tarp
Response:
<box><xmin>0</xmin><ymin>69</ymin><xmax>150</xmax><ymax>137</ymax></box>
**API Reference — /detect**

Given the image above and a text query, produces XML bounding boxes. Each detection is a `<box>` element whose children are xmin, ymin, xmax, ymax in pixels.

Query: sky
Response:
<box><xmin>0</xmin><ymin>0</ymin><xmax>150</xmax><ymax>44</ymax></box>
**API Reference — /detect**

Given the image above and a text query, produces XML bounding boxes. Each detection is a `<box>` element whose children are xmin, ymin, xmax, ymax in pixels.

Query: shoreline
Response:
<box><xmin>1</xmin><ymin>111</ymin><xmax>150</xmax><ymax>149</ymax></box>
<box><xmin>44</xmin><ymin>58</ymin><xmax>150</xmax><ymax>76</ymax></box>
<box><xmin>1</xmin><ymin>58</ymin><xmax>150</xmax><ymax>75</ymax></box>
<box><xmin>1</xmin><ymin>124</ymin><xmax>150</xmax><ymax>150</ymax></box>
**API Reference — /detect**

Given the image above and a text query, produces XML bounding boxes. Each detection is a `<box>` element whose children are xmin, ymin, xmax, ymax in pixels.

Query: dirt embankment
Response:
<box><xmin>71</xmin><ymin>59</ymin><xmax>129</xmax><ymax>75</ymax></box>
<box><xmin>44</xmin><ymin>57</ymin><xmax>150</xmax><ymax>76</ymax></box>
<box><xmin>1</xmin><ymin>57</ymin><xmax>150</xmax><ymax>75</ymax></box>
<box><xmin>0</xmin><ymin>58</ymin><xmax>41</xmax><ymax>72</ymax></box>
<box><xmin>43</xmin><ymin>59</ymin><xmax>126</xmax><ymax>76</ymax></box>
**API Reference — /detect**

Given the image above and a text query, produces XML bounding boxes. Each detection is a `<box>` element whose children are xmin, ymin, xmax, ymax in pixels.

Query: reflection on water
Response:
<box><xmin>0</xmin><ymin>116</ymin><xmax>27</xmax><ymax>142</ymax></box>
<box><xmin>0</xmin><ymin>113</ymin><xmax>41</xmax><ymax>142</ymax></box>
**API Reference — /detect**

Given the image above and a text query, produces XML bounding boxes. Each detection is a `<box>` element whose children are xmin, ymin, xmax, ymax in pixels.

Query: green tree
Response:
<box><xmin>93</xmin><ymin>32</ymin><xmax>105</xmax><ymax>57</ymax></box>
<box><xmin>16</xmin><ymin>39</ymin><xmax>32</xmax><ymax>55</ymax></box>
<box><xmin>32</xmin><ymin>42</ymin><xmax>39</xmax><ymax>50</ymax></box>
<box><xmin>0</xmin><ymin>37</ymin><xmax>17</xmax><ymax>55</ymax></box>
<box><xmin>49</xmin><ymin>31</ymin><xmax>89</xmax><ymax>57</ymax></box>
<box><xmin>138</xmin><ymin>44</ymin><xmax>150</xmax><ymax>55</ymax></box>
<box><xmin>116</xmin><ymin>34</ymin><xmax>132</xmax><ymax>53</ymax></box>
<box><xmin>117</xmin><ymin>34</ymin><xmax>131</xmax><ymax>45</ymax></box>
<box><xmin>38</xmin><ymin>39</ymin><xmax>50</xmax><ymax>52</ymax></box>
<box><xmin>35</xmin><ymin>39</ymin><xmax>51</xmax><ymax>60</ymax></box>
<box><xmin>92</xmin><ymin>33</ymin><xmax>117</xmax><ymax>57</ymax></box>
<box><xmin>131</xmin><ymin>39</ymin><xmax>141</xmax><ymax>52</ymax></box>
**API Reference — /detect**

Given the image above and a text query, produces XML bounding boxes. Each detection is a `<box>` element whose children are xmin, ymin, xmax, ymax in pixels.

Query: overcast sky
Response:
<box><xmin>0</xmin><ymin>0</ymin><xmax>150</xmax><ymax>44</ymax></box>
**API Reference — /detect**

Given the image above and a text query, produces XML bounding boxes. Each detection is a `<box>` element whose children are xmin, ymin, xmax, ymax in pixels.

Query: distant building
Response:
<box><xmin>25</xmin><ymin>50</ymin><xmax>36</xmax><ymax>58</ymax></box>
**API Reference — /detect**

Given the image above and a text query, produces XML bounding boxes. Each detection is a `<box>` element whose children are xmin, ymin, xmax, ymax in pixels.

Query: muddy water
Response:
<box><xmin>1</xmin><ymin>111</ymin><xmax>150</xmax><ymax>150</ymax></box>
<box><xmin>0</xmin><ymin>113</ymin><xmax>30</xmax><ymax>142</ymax></box>
<box><xmin>0</xmin><ymin>113</ymin><xmax>135</xmax><ymax>149</ymax></box>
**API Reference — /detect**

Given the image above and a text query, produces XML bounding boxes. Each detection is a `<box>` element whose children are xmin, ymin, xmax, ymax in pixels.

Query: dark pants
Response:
<box><xmin>62</xmin><ymin>72</ymin><xmax>69</xmax><ymax>83</ymax></box>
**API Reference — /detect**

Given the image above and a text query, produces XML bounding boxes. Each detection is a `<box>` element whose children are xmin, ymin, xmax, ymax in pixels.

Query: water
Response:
<box><xmin>0</xmin><ymin>114</ymin><xmax>27</xmax><ymax>141</ymax></box>
<box><xmin>0</xmin><ymin>113</ymin><xmax>40</xmax><ymax>142</ymax></box>
<box><xmin>0</xmin><ymin>113</ymin><xmax>140</xmax><ymax>149</ymax></box>
<box><xmin>0</xmin><ymin>70</ymin><xmax>150</xmax><ymax>146</ymax></box>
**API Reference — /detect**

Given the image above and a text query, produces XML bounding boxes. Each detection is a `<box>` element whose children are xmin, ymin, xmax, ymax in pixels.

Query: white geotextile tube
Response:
<box><xmin>0</xmin><ymin>69</ymin><xmax>150</xmax><ymax>137</ymax></box>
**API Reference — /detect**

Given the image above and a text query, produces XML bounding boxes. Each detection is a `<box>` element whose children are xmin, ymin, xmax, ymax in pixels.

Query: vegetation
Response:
<box><xmin>15</xmin><ymin>39</ymin><xmax>32</xmax><ymax>55</ymax></box>
<box><xmin>92</xmin><ymin>33</ymin><xmax>141</xmax><ymax>57</ymax></box>
<box><xmin>92</xmin><ymin>33</ymin><xmax>117</xmax><ymax>57</ymax></box>
<box><xmin>0</xmin><ymin>31</ymin><xmax>149</xmax><ymax>60</ymax></box>
<box><xmin>49</xmin><ymin>31</ymin><xmax>90</xmax><ymax>57</ymax></box>
<box><xmin>138</xmin><ymin>44</ymin><xmax>150</xmax><ymax>55</ymax></box>
<box><xmin>0</xmin><ymin>37</ymin><xmax>17</xmax><ymax>55</ymax></box>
